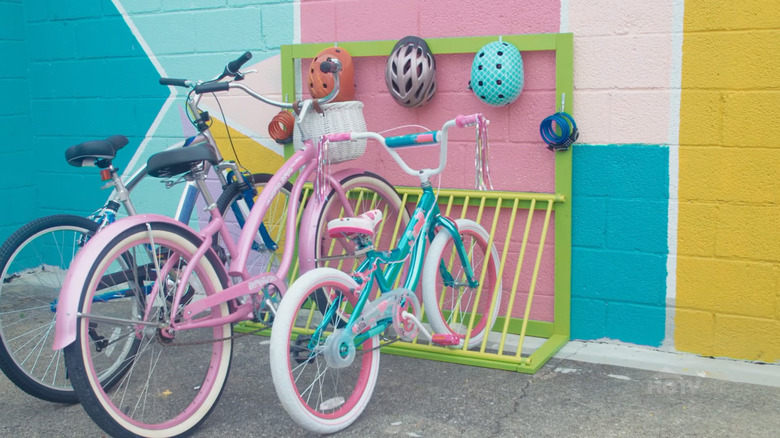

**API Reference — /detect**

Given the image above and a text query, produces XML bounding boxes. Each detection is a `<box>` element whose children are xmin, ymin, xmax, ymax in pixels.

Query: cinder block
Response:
<box><xmin>0</xmin><ymin>41</ymin><xmax>28</xmax><ymax>77</ymax></box>
<box><xmin>573</xmin><ymin>144</ymin><xmax>668</xmax><ymax>199</ymax></box>
<box><xmin>574</xmin><ymin>35</ymin><xmax>673</xmax><ymax>89</ymax></box>
<box><xmin>676</xmin><ymin>256</ymin><xmax>776</xmax><ymax>318</ymax></box>
<box><xmin>712</xmin><ymin>313</ymin><xmax>780</xmax><ymax>362</ymax></box>
<box><xmin>261</xmin><ymin>3</ymin><xmax>294</xmax><ymax>49</ymax></box>
<box><xmin>605</xmin><ymin>301</ymin><xmax>665</xmax><ymax>347</ymax></box>
<box><xmin>571</xmin><ymin>196</ymin><xmax>607</xmax><ymax>248</ymax></box>
<box><xmin>684</xmin><ymin>0</ymin><xmax>780</xmax><ymax>31</ymax></box>
<box><xmin>569</xmin><ymin>0</ymin><xmax>675</xmax><ymax>36</ymax></box>
<box><xmin>607</xmin><ymin>199</ymin><xmax>668</xmax><ymax>254</ymax></box>
<box><xmin>679</xmin><ymin>90</ymin><xmax>722</xmax><ymax>146</ymax></box>
<box><xmin>682</xmin><ymin>31</ymin><xmax>780</xmax><ymax>90</ymax></box>
<box><xmin>674</xmin><ymin>308</ymin><xmax>715</xmax><ymax>353</ymax></box>
<box><xmin>419</xmin><ymin>0</ymin><xmax>559</xmax><ymax>37</ymax></box>
<box><xmin>0</xmin><ymin>3</ymin><xmax>25</xmax><ymax>40</ymax></box>
<box><xmin>572</xmin><ymin>247</ymin><xmax>666</xmax><ymax>305</ymax></box>
<box><xmin>0</xmin><ymin>79</ymin><xmax>29</xmax><ymax>115</ymax></box>
<box><xmin>26</xmin><ymin>21</ymin><xmax>78</xmax><ymax>61</ymax></box>
<box><xmin>571</xmin><ymin>297</ymin><xmax>607</xmax><ymax>340</ymax></box>
<box><xmin>723</xmin><ymin>92</ymin><xmax>780</xmax><ymax>147</ymax></box>
<box><xmin>677</xmin><ymin>201</ymin><xmax>718</xmax><ymax>257</ymax></box>
<box><xmin>717</xmin><ymin>204</ymin><xmax>780</xmax><ymax>262</ymax></box>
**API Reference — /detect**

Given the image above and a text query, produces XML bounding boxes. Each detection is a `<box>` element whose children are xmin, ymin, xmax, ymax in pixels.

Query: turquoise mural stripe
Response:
<box><xmin>571</xmin><ymin>144</ymin><xmax>669</xmax><ymax>346</ymax></box>
<box><xmin>25</xmin><ymin>0</ymin><xmax>167</xmax><ymax>217</ymax></box>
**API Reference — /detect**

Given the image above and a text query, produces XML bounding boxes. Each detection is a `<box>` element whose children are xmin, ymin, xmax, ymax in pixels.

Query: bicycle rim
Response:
<box><xmin>65</xmin><ymin>222</ymin><xmax>232</xmax><ymax>437</ymax></box>
<box><xmin>270</xmin><ymin>268</ymin><xmax>379</xmax><ymax>434</ymax></box>
<box><xmin>314</xmin><ymin>172</ymin><xmax>409</xmax><ymax>284</ymax></box>
<box><xmin>216</xmin><ymin>173</ymin><xmax>293</xmax><ymax>282</ymax></box>
<box><xmin>0</xmin><ymin>215</ymin><xmax>98</xmax><ymax>403</ymax></box>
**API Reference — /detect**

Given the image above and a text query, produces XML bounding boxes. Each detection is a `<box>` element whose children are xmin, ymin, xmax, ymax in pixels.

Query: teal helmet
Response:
<box><xmin>469</xmin><ymin>41</ymin><xmax>524</xmax><ymax>106</ymax></box>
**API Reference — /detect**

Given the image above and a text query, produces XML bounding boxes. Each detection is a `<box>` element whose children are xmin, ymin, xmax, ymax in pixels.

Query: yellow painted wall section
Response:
<box><xmin>677</xmin><ymin>0</ymin><xmax>780</xmax><ymax>361</ymax></box>
<box><xmin>208</xmin><ymin>118</ymin><xmax>285</xmax><ymax>177</ymax></box>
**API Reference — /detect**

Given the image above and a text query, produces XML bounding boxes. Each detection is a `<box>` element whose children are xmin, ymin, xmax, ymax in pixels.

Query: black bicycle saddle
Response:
<box><xmin>65</xmin><ymin>135</ymin><xmax>129</xmax><ymax>168</ymax></box>
<box><xmin>146</xmin><ymin>144</ymin><xmax>220</xmax><ymax>178</ymax></box>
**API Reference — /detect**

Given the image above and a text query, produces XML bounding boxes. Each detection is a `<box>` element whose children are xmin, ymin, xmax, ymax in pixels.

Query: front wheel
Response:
<box><xmin>63</xmin><ymin>221</ymin><xmax>233</xmax><ymax>438</ymax></box>
<box><xmin>422</xmin><ymin>219</ymin><xmax>501</xmax><ymax>349</ymax></box>
<box><xmin>269</xmin><ymin>268</ymin><xmax>380</xmax><ymax>434</ymax></box>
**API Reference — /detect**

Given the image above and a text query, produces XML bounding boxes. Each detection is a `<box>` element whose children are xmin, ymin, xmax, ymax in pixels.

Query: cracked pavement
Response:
<box><xmin>1</xmin><ymin>336</ymin><xmax>778</xmax><ymax>437</ymax></box>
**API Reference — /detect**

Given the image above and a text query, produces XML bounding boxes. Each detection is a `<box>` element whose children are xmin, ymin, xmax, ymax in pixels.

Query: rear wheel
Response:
<box><xmin>269</xmin><ymin>268</ymin><xmax>380</xmax><ymax>434</ymax></box>
<box><xmin>215</xmin><ymin>172</ymin><xmax>294</xmax><ymax>282</ymax></box>
<box><xmin>310</xmin><ymin>171</ymin><xmax>409</xmax><ymax>284</ymax></box>
<box><xmin>64</xmin><ymin>221</ymin><xmax>232</xmax><ymax>437</ymax></box>
<box><xmin>0</xmin><ymin>215</ymin><xmax>99</xmax><ymax>403</ymax></box>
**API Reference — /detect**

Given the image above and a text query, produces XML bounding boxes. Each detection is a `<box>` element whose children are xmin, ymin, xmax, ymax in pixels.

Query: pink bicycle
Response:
<box><xmin>51</xmin><ymin>54</ymin><xmax>408</xmax><ymax>437</ymax></box>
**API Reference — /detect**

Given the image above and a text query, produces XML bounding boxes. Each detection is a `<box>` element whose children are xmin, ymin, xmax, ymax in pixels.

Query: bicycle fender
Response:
<box><xmin>297</xmin><ymin>168</ymin><xmax>363</xmax><ymax>273</ymax></box>
<box><xmin>53</xmin><ymin>214</ymin><xmax>187</xmax><ymax>350</ymax></box>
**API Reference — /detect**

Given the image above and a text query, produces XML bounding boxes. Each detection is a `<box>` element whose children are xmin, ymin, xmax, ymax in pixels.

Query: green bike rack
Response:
<box><xmin>267</xmin><ymin>33</ymin><xmax>573</xmax><ymax>374</ymax></box>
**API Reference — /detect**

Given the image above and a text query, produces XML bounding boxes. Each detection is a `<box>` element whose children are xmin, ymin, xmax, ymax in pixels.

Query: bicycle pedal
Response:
<box><xmin>431</xmin><ymin>333</ymin><xmax>460</xmax><ymax>346</ymax></box>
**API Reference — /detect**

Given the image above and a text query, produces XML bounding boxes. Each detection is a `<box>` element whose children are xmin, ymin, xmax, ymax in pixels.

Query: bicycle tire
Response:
<box><xmin>64</xmin><ymin>221</ymin><xmax>232</xmax><ymax>437</ymax></box>
<box><xmin>214</xmin><ymin>172</ymin><xmax>293</xmax><ymax>284</ymax></box>
<box><xmin>310</xmin><ymin>171</ymin><xmax>410</xmax><ymax>284</ymax></box>
<box><xmin>269</xmin><ymin>267</ymin><xmax>380</xmax><ymax>434</ymax></box>
<box><xmin>421</xmin><ymin>219</ymin><xmax>501</xmax><ymax>349</ymax></box>
<box><xmin>0</xmin><ymin>215</ymin><xmax>103</xmax><ymax>403</ymax></box>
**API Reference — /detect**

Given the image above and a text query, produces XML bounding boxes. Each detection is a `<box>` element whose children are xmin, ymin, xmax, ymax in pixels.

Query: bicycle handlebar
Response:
<box><xmin>180</xmin><ymin>51</ymin><xmax>342</xmax><ymax>111</ymax></box>
<box><xmin>322</xmin><ymin>114</ymin><xmax>485</xmax><ymax>183</ymax></box>
<box><xmin>224</xmin><ymin>51</ymin><xmax>252</xmax><ymax>77</ymax></box>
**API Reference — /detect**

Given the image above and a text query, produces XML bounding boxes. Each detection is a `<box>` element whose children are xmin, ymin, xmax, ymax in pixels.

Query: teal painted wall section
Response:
<box><xmin>113</xmin><ymin>0</ymin><xmax>296</xmax><ymax>219</ymax></box>
<box><xmin>0</xmin><ymin>1</ymin><xmax>167</xmax><ymax>243</ymax></box>
<box><xmin>0</xmin><ymin>0</ymin><xmax>33</xmax><ymax>242</ymax></box>
<box><xmin>571</xmin><ymin>144</ymin><xmax>669</xmax><ymax>346</ymax></box>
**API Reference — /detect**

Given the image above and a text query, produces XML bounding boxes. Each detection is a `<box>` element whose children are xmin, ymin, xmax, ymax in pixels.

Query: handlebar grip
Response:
<box><xmin>319</xmin><ymin>60</ymin><xmax>342</xmax><ymax>74</ymax></box>
<box><xmin>385</xmin><ymin>131</ymin><xmax>439</xmax><ymax>148</ymax></box>
<box><xmin>322</xmin><ymin>133</ymin><xmax>353</xmax><ymax>142</ymax></box>
<box><xmin>159</xmin><ymin>78</ymin><xmax>190</xmax><ymax>87</ymax></box>
<box><xmin>226</xmin><ymin>51</ymin><xmax>253</xmax><ymax>74</ymax></box>
<box><xmin>194</xmin><ymin>82</ymin><xmax>230</xmax><ymax>94</ymax></box>
<box><xmin>455</xmin><ymin>114</ymin><xmax>480</xmax><ymax>128</ymax></box>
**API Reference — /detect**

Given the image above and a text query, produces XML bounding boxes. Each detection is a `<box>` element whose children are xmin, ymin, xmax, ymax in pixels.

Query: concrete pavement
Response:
<box><xmin>1</xmin><ymin>336</ymin><xmax>778</xmax><ymax>437</ymax></box>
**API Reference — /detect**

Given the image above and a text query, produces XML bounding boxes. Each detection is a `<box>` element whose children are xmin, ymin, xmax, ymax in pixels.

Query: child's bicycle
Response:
<box><xmin>51</xmin><ymin>55</ymin><xmax>407</xmax><ymax>436</ymax></box>
<box><xmin>0</xmin><ymin>52</ymin><xmax>286</xmax><ymax>404</ymax></box>
<box><xmin>268</xmin><ymin>114</ymin><xmax>502</xmax><ymax>434</ymax></box>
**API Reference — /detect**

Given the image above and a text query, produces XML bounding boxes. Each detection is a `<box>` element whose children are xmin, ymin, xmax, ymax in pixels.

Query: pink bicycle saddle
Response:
<box><xmin>327</xmin><ymin>209</ymin><xmax>384</xmax><ymax>237</ymax></box>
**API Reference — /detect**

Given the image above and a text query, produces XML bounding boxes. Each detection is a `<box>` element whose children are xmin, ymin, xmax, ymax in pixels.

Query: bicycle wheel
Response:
<box><xmin>215</xmin><ymin>172</ymin><xmax>293</xmax><ymax>282</ymax></box>
<box><xmin>269</xmin><ymin>268</ymin><xmax>380</xmax><ymax>434</ymax></box>
<box><xmin>311</xmin><ymin>171</ymin><xmax>409</xmax><ymax>282</ymax></box>
<box><xmin>0</xmin><ymin>215</ymin><xmax>100</xmax><ymax>403</ymax></box>
<box><xmin>421</xmin><ymin>219</ymin><xmax>501</xmax><ymax>349</ymax></box>
<box><xmin>64</xmin><ymin>221</ymin><xmax>232</xmax><ymax>437</ymax></box>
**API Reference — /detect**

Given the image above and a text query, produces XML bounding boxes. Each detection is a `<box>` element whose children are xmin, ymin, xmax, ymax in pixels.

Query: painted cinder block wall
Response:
<box><xmin>675</xmin><ymin>0</ymin><xmax>780</xmax><ymax>361</ymax></box>
<box><xmin>2</xmin><ymin>0</ymin><xmax>778</xmax><ymax>363</ymax></box>
<box><xmin>0</xmin><ymin>0</ymin><xmax>33</xmax><ymax>241</ymax></box>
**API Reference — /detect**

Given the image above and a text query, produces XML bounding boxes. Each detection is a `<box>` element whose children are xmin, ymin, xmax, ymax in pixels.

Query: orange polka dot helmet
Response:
<box><xmin>308</xmin><ymin>47</ymin><xmax>355</xmax><ymax>102</ymax></box>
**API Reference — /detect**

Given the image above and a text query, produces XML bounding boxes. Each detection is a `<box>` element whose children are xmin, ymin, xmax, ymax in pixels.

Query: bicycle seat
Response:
<box><xmin>146</xmin><ymin>144</ymin><xmax>220</xmax><ymax>178</ymax></box>
<box><xmin>65</xmin><ymin>135</ymin><xmax>129</xmax><ymax>168</ymax></box>
<box><xmin>327</xmin><ymin>209</ymin><xmax>383</xmax><ymax>237</ymax></box>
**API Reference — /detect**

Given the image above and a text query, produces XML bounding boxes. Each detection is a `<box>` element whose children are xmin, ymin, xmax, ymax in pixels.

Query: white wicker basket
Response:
<box><xmin>293</xmin><ymin>101</ymin><xmax>367</xmax><ymax>164</ymax></box>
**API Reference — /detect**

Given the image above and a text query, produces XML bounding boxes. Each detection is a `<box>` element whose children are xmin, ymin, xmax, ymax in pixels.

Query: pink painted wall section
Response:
<box><xmin>300</xmin><ymin>0</ymin><xmax>563</xmax><ymax>322</ymax></box>
<box><xmin>566</xmin><ymin>0</ymin><xmax>677</xmax><ymax>144</ymax></box>
<box><xmin>300</xmin><ymin>0</ymin><xmax>562</xmax><ymax>193</ymax></box>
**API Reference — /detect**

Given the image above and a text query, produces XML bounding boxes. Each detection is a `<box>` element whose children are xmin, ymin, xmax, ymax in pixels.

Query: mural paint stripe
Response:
<box><xmin>664</xmin><ymin>0</ymin><xmax>685</xmax><ymax>349</ymax></box>
<box><xmin>111</xmin><ymin>0</ymin><xmax>177</xmax><ymax>176</ymax></box>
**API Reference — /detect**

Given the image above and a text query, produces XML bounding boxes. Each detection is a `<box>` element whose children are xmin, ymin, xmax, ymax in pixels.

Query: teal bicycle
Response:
<box><xmin>269</xmin><ymin>113</ymin><xmax>502</xmax><ymax>434</ymax></box>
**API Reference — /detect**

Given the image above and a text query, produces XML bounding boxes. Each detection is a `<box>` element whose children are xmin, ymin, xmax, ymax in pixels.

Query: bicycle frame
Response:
<box><xmin>300</xmin><ymin>115</ymin><xmax>488</xmax><ymax>348</ymax></box>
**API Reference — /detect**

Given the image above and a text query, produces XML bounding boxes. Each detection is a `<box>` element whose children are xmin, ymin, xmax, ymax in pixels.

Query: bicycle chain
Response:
<box><xmin>159</xmin><ymin>322</ymin><xmax>271</xmax><ymax>347</ymax></box>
